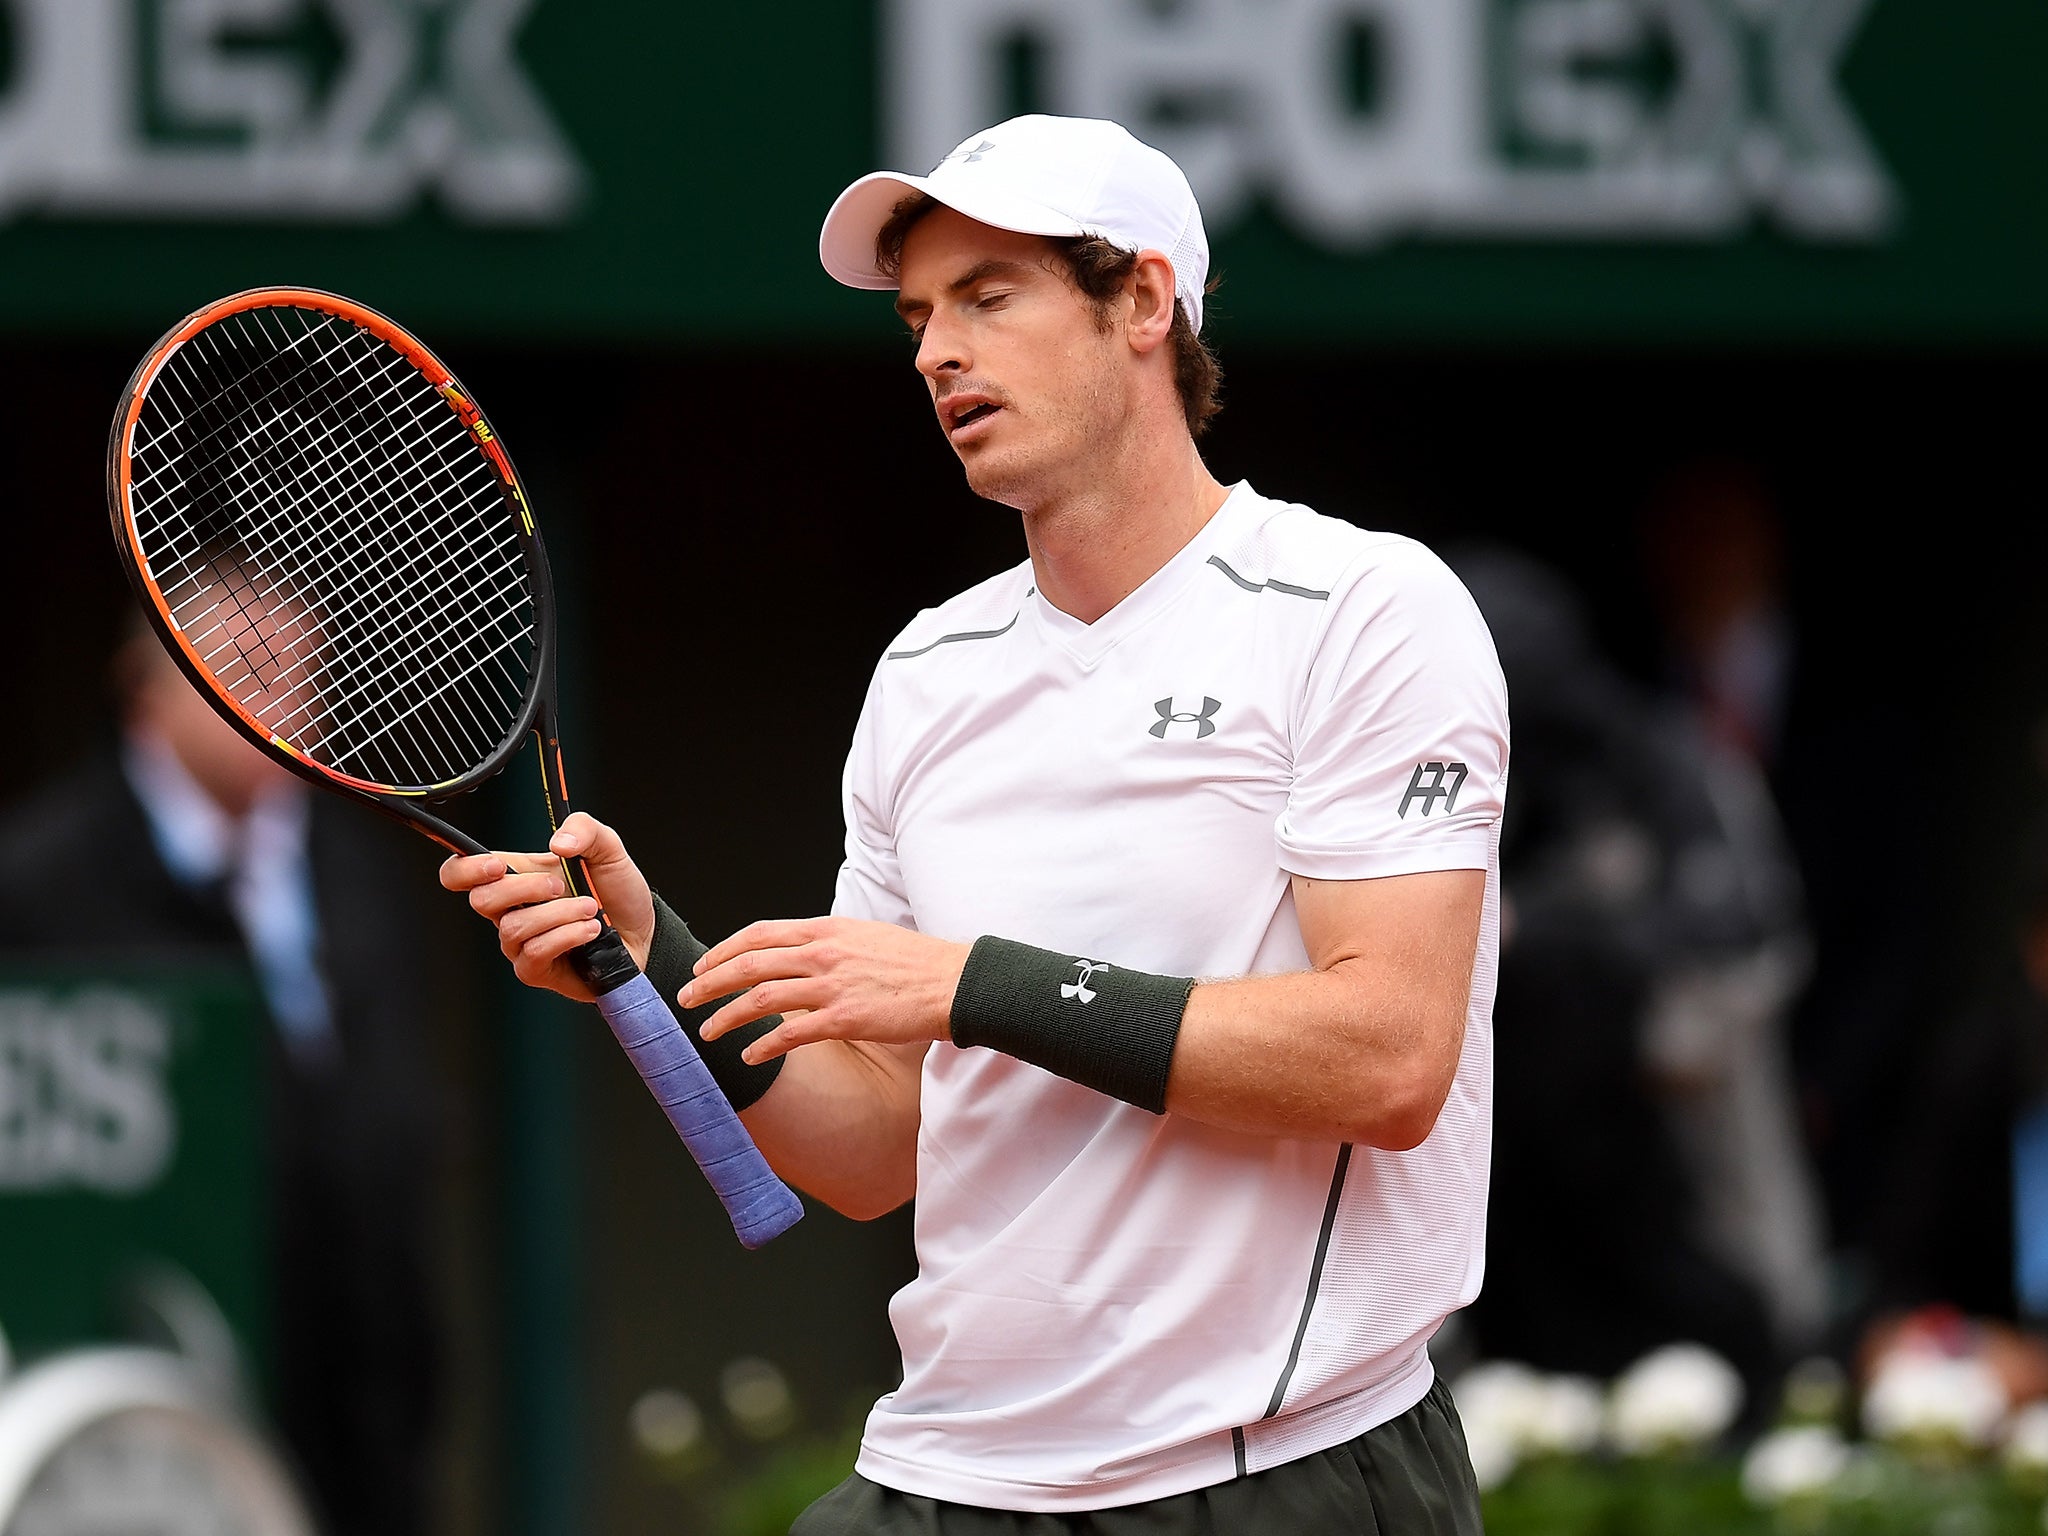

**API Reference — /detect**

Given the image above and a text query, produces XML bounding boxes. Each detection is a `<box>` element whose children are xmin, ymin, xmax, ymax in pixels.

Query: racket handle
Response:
<box><xmin>577</xmin><ymin>931</ymin><xmax>804</xmax><ymax>1249</ymax></box>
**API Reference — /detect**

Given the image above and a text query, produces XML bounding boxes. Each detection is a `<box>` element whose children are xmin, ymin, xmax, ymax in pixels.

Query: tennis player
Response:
<box><xmin>445</xmin><ymin>114</ymin><xmax>1507</xmax><ymax>1533</ymax></box>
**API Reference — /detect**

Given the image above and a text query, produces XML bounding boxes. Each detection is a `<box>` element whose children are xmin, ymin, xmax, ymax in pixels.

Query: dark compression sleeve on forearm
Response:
<box><xmin>948</xmin><ymin>936</ymin><xmax>1194</xmax><ymax>1114</ymax></box>
<box><xmin>643</xmin><ymin>893</ymin><xmax>786</xmax><ymax>1112</ymax></box>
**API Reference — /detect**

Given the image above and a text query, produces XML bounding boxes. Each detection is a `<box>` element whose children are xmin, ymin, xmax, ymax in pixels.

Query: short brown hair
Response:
<box><xmin>876</xmin><ymin>194</ymin><xmax>1223</xmax><ymax>440</ymax></box>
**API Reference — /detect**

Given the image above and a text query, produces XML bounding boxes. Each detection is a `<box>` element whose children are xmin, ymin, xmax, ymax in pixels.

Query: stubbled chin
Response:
<box><xmin>957</xmin><ymin>445</ymin><xmax>1046</xmax><ymax>510</ymax></box>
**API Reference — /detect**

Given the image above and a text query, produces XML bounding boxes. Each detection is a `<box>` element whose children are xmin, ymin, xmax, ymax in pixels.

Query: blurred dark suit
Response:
<box><xmin>1450</xmin><ymin>545</ymin><xmax>1821</xmax><ymax>1400</ymax></box>
<box><xmin>0</xmin><ymin>745</ymin><xmax>446</xmax><ymax>1536</ymax></box>
<box><xmin>1868</xmin><ymin>982</ymin><xmax>2038</xmax><ymax>1324</ymax></box>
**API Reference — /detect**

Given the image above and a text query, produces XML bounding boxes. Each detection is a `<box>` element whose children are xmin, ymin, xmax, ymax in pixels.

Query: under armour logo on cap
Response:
<box><xmin>1150</xmin><ymin>696</ymin><xmax>1221</xmax><ymax>739</ymax></box>
<box><xmin>945</xmin><ymin>138</ymin><xmax>996</xmax><ymax>164</ymax></box>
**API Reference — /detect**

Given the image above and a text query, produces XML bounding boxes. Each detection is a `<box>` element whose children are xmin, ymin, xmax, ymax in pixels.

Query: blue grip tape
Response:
<box><xmin>595</xmin><ymin>970</ymin><xmax>804</xmax><ymax>1248</ymax></box>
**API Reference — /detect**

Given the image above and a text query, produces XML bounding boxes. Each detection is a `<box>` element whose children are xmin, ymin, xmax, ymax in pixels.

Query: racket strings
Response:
<box><xmin>146</xmin><ymin>309</ymin><xmax>536</xmax><ymax>782</ymax></box>
<box><xmin>163</xmin><ymin>321</ymin><xmax>524</xmax><ymax>754</ymax></box>
<box><xmin>161</xmin><ymin>315</ymin><xmax>509</xmax><ymax>702</ymax></box>
<box><xmin>126</xmin><ymin>302</ymin><xmax>538</xmax><ymax>790</ymax></box>
<box><xmin>144</xmin><ymin>325</ymin><xmax>512</xmax><ymax>782</ymax></box>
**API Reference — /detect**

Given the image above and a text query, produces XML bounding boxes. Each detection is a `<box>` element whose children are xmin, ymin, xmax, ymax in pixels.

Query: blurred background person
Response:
<box><xmin>1641</xmin><ymin>459</ymin><xmax>1936</xmax><ymax>1302</ymax></box>
<box><xmin>1641</xmin><ymin>460</ymin><xmax>1795</xmax><ymax>769</ymax></box>
<box><xmin>1451</xmin><ymin>544</ymin><xmax>1826</xmax><ymax>1406</ymax></box>
<box><xmin>1857</xmin><ymin>811</ymin><xmax>2048</xmax><ymax>1408</ymax></box>
<box><xmin>0</xmin><ymin>615</ymin><xmax>455</xmax><ymax>1536</ymax></box>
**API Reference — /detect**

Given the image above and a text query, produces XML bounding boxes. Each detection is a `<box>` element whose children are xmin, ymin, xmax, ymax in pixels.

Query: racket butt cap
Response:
<box><xmin>735</xmin><ymin>1190</ymin><xmax>806</xmax><ymax>1249</ymax></box>
<box><xmin>572</xmin><ymin>924</ymin><xmax>641</xmax><ymax>995</ymax></box>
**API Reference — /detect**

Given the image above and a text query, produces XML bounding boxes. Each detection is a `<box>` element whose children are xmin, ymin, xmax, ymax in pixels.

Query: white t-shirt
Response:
<box><xmin>833</xmin><ymin>482</ymin><xmax>1508</xmax><ymax>1511</ymax></box>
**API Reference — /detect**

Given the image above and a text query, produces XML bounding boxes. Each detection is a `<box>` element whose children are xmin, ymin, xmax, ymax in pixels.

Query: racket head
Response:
<box><xmin>106</xmin><ymin>287</ymin><xmax>557</xmax><ymax>833</ymax></box>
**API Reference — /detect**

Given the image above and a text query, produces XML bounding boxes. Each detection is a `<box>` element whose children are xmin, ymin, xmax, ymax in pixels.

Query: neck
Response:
<box><xmin>1020</xmin><ymin>427</ymin><xmax>1230</xmax><ymax>624</ymax></box>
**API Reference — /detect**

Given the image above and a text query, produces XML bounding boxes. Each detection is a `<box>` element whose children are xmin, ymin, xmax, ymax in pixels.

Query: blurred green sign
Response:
<box><xmin>0</xmin><ymin>0</ymin><xmax>2038</xmax><ymax>343</ymax></box>
<box><xmin>0</xmin><ymin>963</ymin><xmax>267</xmax><ymax>1378</ymax></box>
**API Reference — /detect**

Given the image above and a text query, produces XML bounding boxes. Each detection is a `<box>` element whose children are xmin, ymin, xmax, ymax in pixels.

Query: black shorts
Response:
<box><xmin>790</xmin><ymin>1377</ymin><xmax>1484</xmax><ymax>1536</ymax></box>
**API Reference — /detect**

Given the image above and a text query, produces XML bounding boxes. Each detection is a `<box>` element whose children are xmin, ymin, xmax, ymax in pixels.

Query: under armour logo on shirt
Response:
<box><xmin>1150</xmin><ymin>696</ymin><xmax>1221</xmax><ymax>739</ymax></box>
<box><xmin>1061</xmin><ymin>959</ymin><xmax>1111</xmax><ymax>1003</ymax></box>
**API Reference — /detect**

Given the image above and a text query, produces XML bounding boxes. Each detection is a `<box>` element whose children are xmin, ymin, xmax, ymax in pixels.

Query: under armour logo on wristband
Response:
<box><xmin>1149</xmin><ymin>696</ymin><xmax>1221</xmax><ymax>739</ymax></box>
<box><xmin>1061</xmin><ymin>959</ymin><xmax>1112</xmax><ymax>1003</ymax></box>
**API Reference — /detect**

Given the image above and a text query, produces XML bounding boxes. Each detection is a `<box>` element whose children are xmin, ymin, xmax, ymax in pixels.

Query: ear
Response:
<box><xmin>1124</xmin><ymin>250</ymin><xmax>1177</xmax><ymax>355</ymax></box>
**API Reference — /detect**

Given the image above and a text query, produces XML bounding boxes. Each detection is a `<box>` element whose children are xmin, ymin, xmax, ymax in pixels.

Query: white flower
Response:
<box><xmin>1741</xmin><ymin>1425</ymin><xmax>1852</xmax><ymax>1504</ymax></box>
<box><xmin>628</xmin><ymin>1388</ymin><xmax>703</xmax><ymax>1459</ymax></box>
<box><xmin>719</xmin><ymin>1356</ymin><xmax>797</xmax><ymax>1440</ymax></box>
<box><xmin>1606</xmin><ymin>1343</ymin><xmax>1745</xmax><ymax>1454</ymax></box>
<box><xmin>1450</xmin><ymin>1363</ymin><xmax>1607</xmax><ymax>1486</ymax></box>
<box><xmin>1861</xmin><ymin>1353</ymin><xmax>2008</xmax><ymax>1450</ymax></box>
<box><xmin>1528</xmin><ymin>1375</ymin><xmax>1605</xmax><ymax>1457</ymax></box>
<box><xmin>2004</xmin><ymin>1402</ymin><xmax>2048</xmax><ymax>1473</ymax></box>
<box><xmin>1452</xmin><ymin>1361</ymin><xmax>1542</xmax><ymax>1487</ymax></box>
<box><xmin>1461</xmin><ymin>1412</ymin><xmax>1519</xmax><ymax>1492</ymax></box>
<box><xmin>1780</xmin><ymin>1356</ymin><xmax>1850</xmax><ymax>1424</ymax></box>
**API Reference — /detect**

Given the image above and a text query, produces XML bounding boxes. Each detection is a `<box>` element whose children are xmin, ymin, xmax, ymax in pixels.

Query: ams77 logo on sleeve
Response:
<box><xmin>1399</xmin><ymin>761</ymin><xmax>1469</xmax><ymax>818</ymax></box>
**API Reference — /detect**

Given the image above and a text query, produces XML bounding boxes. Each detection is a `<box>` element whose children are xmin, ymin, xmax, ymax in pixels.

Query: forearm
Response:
<box><xmin>1167</xmin><ymin>967</ymin><xmax>1466</xmax><ymax>1149</ymax></box>
<box><xmin>947</xmin><ymin>870</ymin><xmax>1483</xmax><ymax>1150</ymax></box>
<box><xmin>740</xmin><ymin>1040</ymin><xmax>923</xmax><ymax>1219</ymax></box>
<box><xmin>646</xmin><ymin>895</ymin><xmax>921</xmax><ymax>1218</ymax></box>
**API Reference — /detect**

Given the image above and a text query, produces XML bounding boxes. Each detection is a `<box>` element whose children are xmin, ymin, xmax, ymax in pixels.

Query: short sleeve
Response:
<box><xmin>833</xmin><ymin>662</ymin><xmax>919</xmax><ymax>928</ymax></box>
<box><xmin>1274</xmin><ymin>540</ymin><xmax>1509</xmax><ymax>880</ymax></box>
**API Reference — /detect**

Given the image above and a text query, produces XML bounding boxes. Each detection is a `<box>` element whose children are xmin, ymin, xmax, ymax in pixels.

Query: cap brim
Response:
<box><xmin>819</xmin><ymin>171</ymin><xmax>1092</xmax><ymax>291</ymax></box>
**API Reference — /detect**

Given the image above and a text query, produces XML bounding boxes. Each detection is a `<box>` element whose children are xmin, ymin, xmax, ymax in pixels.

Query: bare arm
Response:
<box><xmin>1166</xmin><ymin>869</ymin><xmax>1482</xmax><ymax>1148</ymax></box>
<box><xmin>439</xmin><ymin>813</ymin><xmax>926</xmax><ymax>1219</ymax></box>
<box><xmin>737</xmin><ymin>1040</ymin><xmax>925</xmax><ymax>1219</ymax></box>
<box><xmin>689</xmin><ymin>866</ymin><xmax>1485</xmax><ymax>1151</ymax></box>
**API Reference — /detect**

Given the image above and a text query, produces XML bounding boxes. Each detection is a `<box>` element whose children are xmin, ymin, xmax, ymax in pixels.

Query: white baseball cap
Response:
<box><xmin>819</xmin><ymin>115</ymin><xmax>1212</xmax><ymax>333</ymax></box>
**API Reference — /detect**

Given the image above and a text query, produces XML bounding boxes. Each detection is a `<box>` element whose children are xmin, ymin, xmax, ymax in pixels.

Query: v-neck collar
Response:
<box><xmin>1029</xmin><ymin>482</ymin><xmax>1254</xmax><ymax>668</ymax></box>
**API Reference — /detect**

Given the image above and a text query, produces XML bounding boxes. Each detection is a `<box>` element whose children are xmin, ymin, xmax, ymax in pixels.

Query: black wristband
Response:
<box><xmin>949</xmin><ymin>937</ymin><xmax>1193</xmax><ymax>1114</ymax></box>
<box><xmin>643</xmin><ymin>893</ymin><xmax>786</xmax><ymax>1112</ymax></box>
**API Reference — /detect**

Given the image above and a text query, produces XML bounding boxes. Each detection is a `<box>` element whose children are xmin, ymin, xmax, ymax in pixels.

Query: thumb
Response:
<box><xmin>550</xmin><ymin>810</ymin><xmax>616</xmax><ymax>862</ymax></box>
<box><xmin>549</xmin><ymin>812</ymin><xmax>653</xmax><ymax>952</ymax></box>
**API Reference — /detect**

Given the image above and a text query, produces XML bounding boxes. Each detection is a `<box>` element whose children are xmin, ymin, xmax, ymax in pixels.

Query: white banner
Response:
<box><xmin>0</xmin><ymin>990</ymin><xmax>175</xmax><ymax>1195</ymax></box>
<box><xmin>885</xmin><ymin>0</ymin><xmax>1895</xmax><ymax>246</ymax></box>
<box><xmin>0</xmin><ymin>0</ymin><xmax>584</xmax><ymax>223</ymax></box>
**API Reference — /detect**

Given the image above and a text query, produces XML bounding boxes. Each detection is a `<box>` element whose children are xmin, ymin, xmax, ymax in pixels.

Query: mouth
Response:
<box><xmin>939</xmin><ymin>394</ymin><xmax>1004</xmax><ymax>442</ymax></box>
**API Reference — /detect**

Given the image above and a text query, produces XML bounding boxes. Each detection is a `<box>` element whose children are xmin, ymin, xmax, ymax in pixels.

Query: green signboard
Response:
<box><xmin>0</xmin><ymin>963</ymin><xmax>267</xmax><ymax>1382</ymax></box>
<box><xmin>0</xmin><ymin>0</ymin><xmax>2038</xmax><ymax>343</ymax></box>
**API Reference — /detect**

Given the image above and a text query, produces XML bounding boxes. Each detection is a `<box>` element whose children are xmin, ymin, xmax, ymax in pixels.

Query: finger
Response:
<box><xmin>512</xmin><ymin>918</ymin><xmax>604</xmax><ymax>986</ymax></box>
<box><xmin>681</xmin><ymin>943</ymin><xmax>819</xmax><ymax>1008</ymax></box>
<box><xmin>695</xmin><ymin>918</ymin><xmax>825</xmax><ymax>975</ymax></box>
<box><xmin>696</xmin><ymin>979</ymin><xmax>831</xmax><ymax>1041</ymax></box>
<box><xmin>439</xmin><ymin>853</ymin><xmax>493</xmax><ymax>891</ymax></box>
<box><xmin>498</xmin><ymin>896</ymin><xmax>601</xmax><ymax>951</ymax></box>
<box><xmin>549</xmin><ymin>811</ymin><xmax>625</xmax><ymax>868</ymax></box>
<box><xmin>441</xmin><ymin>852</ymin><xmax>521</xmax><ymax>891</ymax></box>
<box><xmin>545</xmin><ymin>813</ymin><xmax>651</xmax><ymax>928</ymax></box>
<box><xmin>467</xmin><ymin>870</ymin><xmax>568</xmax><ymax>921</ymax></box>
<box><xmin>738</xmin><ymin>1014</ymin><xmax>833</xmax><ymax>1066</ymax></box>
<box><xmin>441</xmin><ymin>850</ymin><xmax>564</xmax><ymax>891</ymax></box>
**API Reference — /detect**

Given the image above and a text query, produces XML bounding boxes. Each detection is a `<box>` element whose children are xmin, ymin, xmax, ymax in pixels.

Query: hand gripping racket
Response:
<box><xmin>105</xmin><ymin>287</ymin><xmax>803</xmax><ymax>1249</ymax></box>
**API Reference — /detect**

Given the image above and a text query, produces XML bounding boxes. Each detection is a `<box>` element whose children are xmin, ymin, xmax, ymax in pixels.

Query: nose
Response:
<box><xmin>915</xmin><ymin>310</ymin><xmax>967</xmax><ymax>380</ymax></box>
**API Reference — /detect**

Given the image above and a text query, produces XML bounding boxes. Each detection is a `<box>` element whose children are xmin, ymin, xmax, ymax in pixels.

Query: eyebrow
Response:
<box><xmin>894</xmin><ymin>258</ymin><xmax>1039</xmax><ymax>319</ymax></box>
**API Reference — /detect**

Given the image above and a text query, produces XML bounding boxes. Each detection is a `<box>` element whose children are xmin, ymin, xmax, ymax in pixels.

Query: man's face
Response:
<box><xmin>894</xmin><ymin>207</ymin><xmax>1129</xmax><ymax>509</ymax></box>
<box><xmin>126</xmin><ymin>641</ymin><xmax>295</xmax><ymax>817</ymax></box>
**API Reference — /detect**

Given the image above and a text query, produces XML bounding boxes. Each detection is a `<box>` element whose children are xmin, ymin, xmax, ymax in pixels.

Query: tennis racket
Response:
<box><xmin>105</xmin><ymin>286</ymin><xmax>803</xmax><ymax>1250</ymax></box>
